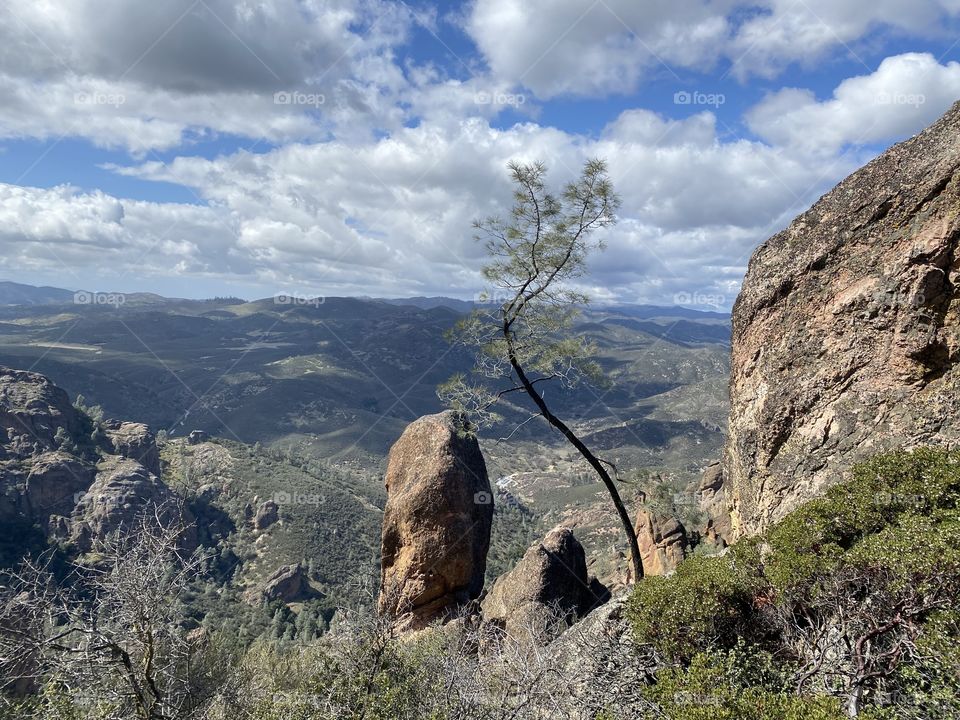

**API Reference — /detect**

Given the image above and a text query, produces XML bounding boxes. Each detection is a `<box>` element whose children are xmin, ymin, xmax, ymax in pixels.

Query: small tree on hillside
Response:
<box><xmin>440</xmin><ymin>158</ymin><xmax>644</xmax><ymax>581</ymax></box>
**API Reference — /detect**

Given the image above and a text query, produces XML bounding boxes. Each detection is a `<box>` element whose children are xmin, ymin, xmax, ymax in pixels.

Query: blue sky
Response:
<box><xmin>1</xmin><ymin>0</ymin><xmax>959</xmax><ymax>308</ymax></box>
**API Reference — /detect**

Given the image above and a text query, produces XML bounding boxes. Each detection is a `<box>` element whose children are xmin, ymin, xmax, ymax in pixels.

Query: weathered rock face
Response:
<box><xmin>725</xmin><ymin>101</ymin><xmax>960</xmax><ymax>537</ymax></box>
<box><xmin>254</xmin><ymin>499</ymin><xmax>280</xmax><ymax>530</ymax></box>
<box><xmin>71</xmin><ymin>456</ymin><xmax>197</xmax><ymax>552</ymax></box>
<box><xmin>379</xmin><ymin>411</ymin><xmax>494</xmax><ymax>631</ymax></box>
<box><xmin>0</xmin><ymin>367</ymin><xmax>196</xmax><ymax>554</ymax></box>
<box><xmin>0</xmin><ymin>591</ymin><xmax>42</xmax><ymax>697</ymax></box>
<box><xmin>635</xmin><ymin>510</ymin><xmax>688</xmax><ymax>576</ymax></box>
<box><xmin>25</xmin><ymin>451</ymin><xmax>96</xmax><ymax>521</ymax></box>
<box><xmin>260</xmin><ymin>563</ymin><xmax>309</xmax><ymax>603</ymax></box>
<box><xmin>103</xmin><ymin>421</ymin><xmax>160</xmax><ymax>476</ymax></box>
<box><xmin>696</xmin><ymin>462</ymin><xmax>731</xmax><ymax>547</ymax></box>
<box><xmin>1</xmin><ymin>368</ymin><xmax>95</xmax><ymax>530</ymax></box>
<box><xmin>0</xmin><ymin>368</ymin><xmax>84</xmax><ymax>460</ymax></box>
<box><xmin>481</xmin><ymin>526</ymin><xmax>608</xmax><ymax>638</ymax></box>
<box><xmin>543</xmin><ymin>594</ymin><xmax>651</xmax><ymax>717</ymax></box>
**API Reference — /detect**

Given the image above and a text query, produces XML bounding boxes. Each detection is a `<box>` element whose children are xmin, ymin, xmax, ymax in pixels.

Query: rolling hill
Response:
<box><xmin>0</xmin><ymin>285</ymin><xmax>731</xmax><ymax>580</ymax></box>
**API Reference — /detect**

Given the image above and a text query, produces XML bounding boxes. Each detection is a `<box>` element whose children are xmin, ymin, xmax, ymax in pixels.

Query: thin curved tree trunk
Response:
<box><xmin>505</xmin><ymin>338</ymin><xmax>644</xmax><ymax>582</ymax></box>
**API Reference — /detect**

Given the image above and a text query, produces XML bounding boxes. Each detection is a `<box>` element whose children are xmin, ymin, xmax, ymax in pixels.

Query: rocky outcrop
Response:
<box><xmin>259</xmin><ymin>563</ymin><xmax>309</xmax><ymax>603</ymax></box>
<box><xmin>482</xmin><ymin>526</ymin><xmax>608</xmax><ymax>639</ymax></box>
<box><xmin>0</xmin><ymin>367</ymin><xmax>85</xmax><ymax>460</ymax></box>
<box><xmin>1</xmin><ymin>368</ymin><xmax>96</xmax><ymax>531</ymax></box>
<box><xmin>25</xmin><ymin>451</ymin><xmax>96</xmax><ymax>521</ymax></box>
<box><xmin>696</xmin><ymin>461</ymin><xmax>731</xmax><ymax>547</ymax></box>
<box><xmin>103</xmin><ymin>421</ymin><xmax>160</xmax><ymax>476</ymax></box>
<box><xmin>379</xmin><ymin>411</ymin><xmax>494</xmax><ymax>631</ymax></box>
<box><xmin>0</xmin><ymin>367</ymin><xmax>197</xmax><ymax>553</ymax></box>
<box><xmin>635</xmin><ymin>510</ymin><xmax>688</xmax><ymax>576</ymax></box>
<box><xmin>0</xmin><ymin>591</ymin><xmax>42</xmax><ymax>698</ymax></box>
<box><xmin>254</xmin><ymin>499</ymin><xmax>280</xmax><ymax>530</ymax></box>
<box><xmin>543</xmin><ymin>594</ymin><xmax>651</xmax><ymax>717</ymax></box>
<box><xmin>71</xmin><ymin>456</ymin><xmax>197</xmax><ymax>552</ymax></box>
<box><xmin>725</xmin><ymin>100</ymin><xmax>960</xmax><ymax>537</ymax></box>
<box><xmin>187</xmin><ymin>430</ymin><xmax>209</xmax><ymax>445</ymax></box>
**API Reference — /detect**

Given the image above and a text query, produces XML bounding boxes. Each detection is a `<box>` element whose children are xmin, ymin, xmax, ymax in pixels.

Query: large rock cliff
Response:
<box><xmin>725</xmin><ymin>100</ymin><xmax>960</xmax><ymax>537</ymax></box>
<box><xmin>634</xmin><ymin>509</ymin><xmax>688</xmax><ymax>576</ymax></box>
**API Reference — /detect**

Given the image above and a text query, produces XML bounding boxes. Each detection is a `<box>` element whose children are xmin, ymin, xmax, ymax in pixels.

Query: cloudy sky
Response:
<box><xmin>1</xmin><ymin>0</ymin><xmax>959</xmax><ymax>309</ymax></box>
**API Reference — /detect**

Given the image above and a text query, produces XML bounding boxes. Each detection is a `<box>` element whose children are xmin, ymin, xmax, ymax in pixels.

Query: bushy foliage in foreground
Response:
<box><xmin>6</xmin><ymin>608</ymin><xmax>627</xmax><ymax>720</ymax></box>
<box><xmin>6</xmin><ymin>447</ymin><xmax>959</xmax><ymax>719</ymax></box>
<box><xmin>628</xmin><ymin>447</ymin><xmax>960</xmax><ymax>719</ymax></box>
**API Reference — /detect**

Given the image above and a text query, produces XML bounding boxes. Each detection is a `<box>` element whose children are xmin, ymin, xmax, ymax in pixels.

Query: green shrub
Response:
<box><xmin>628</xmin><ymin>447</ymin><xmax>960</xmax><ymax>717</ymax></box>
<box><xmin>626</xmin><ymin>541</ymin><xmax>763</xmax><ymax>663</ymax></box>
<box><xmin>235</xmin><ymin>633</ymin><xmax>446</xmax><ymax>720</ymax></box>
<box><xmin>643</xmin><ymin>647</ymin><xmax>889</xmax><ymax>720</ymax></box>
<box><xmin>892</xmin><ymin>610</ymin><xmax>960</xmax><ymax>720</ymax></box>
<box><xmin>765</xmin><ymin>447</ymin><xmax>960</xmax><ymax>592</ymax></box>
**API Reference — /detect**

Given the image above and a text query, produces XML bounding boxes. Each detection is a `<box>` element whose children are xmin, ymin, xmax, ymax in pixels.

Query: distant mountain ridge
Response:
<box><xmin>0</xmin><ymin>281</ymin><xmax>179</xmax><ymax>308</ymax></box>
<box><xmin>0</xmin><ymin>281</ymin><xmax>75</xmax><ymax>306</ymax></box>
<box><xmin>0</xmin><ymin>282</ymin><xmax>732</xmax><ymax>320</ymax></box>
<box><xmin>379</xmin><ymin>296</ymin><xmax>731</xmax><ymax>320</ymax></box>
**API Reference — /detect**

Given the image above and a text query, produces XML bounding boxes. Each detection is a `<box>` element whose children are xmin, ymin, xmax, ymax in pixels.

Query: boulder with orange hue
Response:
<box><xmin>378</xmin><ymin>412</ymin><xmax>493</xmax><ymax>631</ymax></box>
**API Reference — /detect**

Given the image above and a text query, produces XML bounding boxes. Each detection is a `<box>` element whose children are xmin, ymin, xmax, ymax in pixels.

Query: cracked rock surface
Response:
<box><xmin>725</xmin><ymin>100</ymin><xmax>960</xmax><ymax>537</ymax></box>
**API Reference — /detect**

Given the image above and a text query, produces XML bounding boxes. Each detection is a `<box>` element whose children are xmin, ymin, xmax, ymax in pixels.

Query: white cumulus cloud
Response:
<box><xmin>746</xmin><ymin>53</ymin><xmax>960</xmax><ymax>154</ymax></box>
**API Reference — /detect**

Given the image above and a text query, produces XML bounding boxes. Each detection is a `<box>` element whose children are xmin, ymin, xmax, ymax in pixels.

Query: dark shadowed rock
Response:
<box><xmin>259</xmin><ymin>563</ymin><xmax>309</xmax><ymax>603</ymax></box>
<box><xmin>725</xmin><ymin>100</ymin><xmax>960</xmax><ymax>537</ymax></box>
<box><xmin>254</xmin><ymin>499</ymin><xmax>280</xmax><ymax>530</ymax></box>
<box><xmin>481</xmin><ymin>525</ymin><xmax>608</xmax><ymax>639</ymax></box>
<box><xmin>635</xmin><ymin>509</ymin><xmax>688</xmax><ymax>576</ymax></box>
<box><xmin>379</xmin><ymin>411</ymin><xmax>493</xmax><ymax>631</ymax></box>
<box><xmin>103</xmin><ymin>421</ymin><xmax>161</xmax><ymax>476</ymax></box>
<box><xmin>187</xmin><ymin>430</ymin><xmax>209</xmax><ymax>445</ymax></box>
<box><xmin>0</xmin><ymin>367</ymin><xmax>84</xmax><ymax>460</ymax></box>
<box><xmin>25</xmin><ymin>451</ymin><xmax>96</xmax><ymax>521</ymax></box>
<box><xmin>0</xmin><ymin>591</ymin><xmax>42</xmax><ymax>697</ymax></box>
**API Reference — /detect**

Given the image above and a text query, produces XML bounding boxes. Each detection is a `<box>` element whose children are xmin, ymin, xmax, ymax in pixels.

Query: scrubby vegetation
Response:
<box><xmin>628</xmin><ymin>447</ymin><xmax>960</xmax><ymax>718</ymax></box>
<box><xmin>4</xmin><ymin>447</ymin><xmax>958</xmax><ymax>719</ymax></box>
<box><xmin>3</xmin><ymin>573</ymin><xmax>624</xmax><ymax>720</ymax></box>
